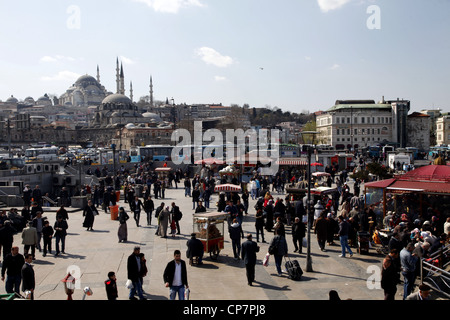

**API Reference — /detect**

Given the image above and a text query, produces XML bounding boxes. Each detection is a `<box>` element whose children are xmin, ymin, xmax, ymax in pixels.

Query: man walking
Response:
<box><xmin>170</xmin><ymin>202</ymin><xmax>182</xmax><ymax>235</ymax></box>
<box><xmin>127</xmin><ymin>246</ymin><xmax>146</xmax><ymax>300</ymax></box>
<box><xmin>54</xmin><ymin>215</ymin><xmax>68</xmax><ymax>256</ymax></box>
<box><xmin>1</xmin><ymin>246</ymin><xmax>25</xmax><ymax>294</ymax></box>
<box><xmin>144</xmin><ymin>196</ymin><xmax>154</xmax><ymax>226</ymax></box>
<box><xmin>130</xmin><ymin>196</ymin><xmax>144</xmax><ymax>227</ymax></box>
<box><xmin>163</xmin><ymin>250</ymin><xmax>189</xmax><ymax>300</ymax></box>
<box><xmin>241</xmin><ymin>234</ymin><xmax>260</xmax><ymax>286</ymax></box>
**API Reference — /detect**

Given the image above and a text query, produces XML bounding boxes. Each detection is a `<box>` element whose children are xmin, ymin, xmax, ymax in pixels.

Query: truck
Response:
<box><xmin>387</xmin><ymin>153</ymin><xmax>411</xmax><ymax>170</ymax></box>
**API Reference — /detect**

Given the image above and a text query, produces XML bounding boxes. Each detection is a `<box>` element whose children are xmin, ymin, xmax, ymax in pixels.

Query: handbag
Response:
<box><xmin>263</xmin><ymin>253</ymin><xmax>270</xmax><ymax>267</ymax></box>
<box><xmin>125</xmin><ymin>279</ymin><xmax>133</xmax><ymax>289</ymax></box>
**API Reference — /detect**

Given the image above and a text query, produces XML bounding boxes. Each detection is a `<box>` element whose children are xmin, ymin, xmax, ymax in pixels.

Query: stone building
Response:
<box><xmin>406</xmin><ymin>112</ymin><xmax>431</xmax><ymax>151</ymax></box>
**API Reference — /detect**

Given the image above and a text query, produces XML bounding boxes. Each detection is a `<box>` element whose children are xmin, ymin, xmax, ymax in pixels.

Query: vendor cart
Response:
<box><xmin>193</xmin><ymin>212</ymin><xmax>228</xmax><ymax>260</ymax></box>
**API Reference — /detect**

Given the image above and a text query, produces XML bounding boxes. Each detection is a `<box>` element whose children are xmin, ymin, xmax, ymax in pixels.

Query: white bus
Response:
<box><xmin>24</xmin><ymin>146</ymin><xmax>59</xmax><ymax>162</ymax></box>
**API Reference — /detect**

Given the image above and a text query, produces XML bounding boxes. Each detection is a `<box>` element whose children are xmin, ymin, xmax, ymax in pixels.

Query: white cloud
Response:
<box><xmin>196</xmin><ymin>47</ymin><xmax>234</xmax><ymax>68</ymax></box>
<box><xmin>119</xmin><ymin>56</ymin><xmax>137</xmax><ymax>65</ymax></box>
<box><xmin>330</xmin><ymin>63</ymin><xmax>341</xmax><ymax>70</ymax></box>
<box><xmin>132</xmin><ymin>0</ymin><xmax>203</xmax><ymax>13</ymax></box>
<box><xmin>214</xmin><ymin>76</ymin><xmax>227</xmax><ymax>81</ymax></box>
<box><xmin>40</xmin><ymin>55</ymin><xmax>77</xmax><ymax>63</ymax></box>
<box><xmin>317</xmin><ymin>0</ymin><xmax>352</xmax><ymax>12</ymax></box>
<box><xmin>305</xmin><ymin>56</ymin><xmax>312</xmax><ymax>61</ymax></box>
<box><xmin>41</xmin><ymin>70</ymin><xmax>81</xmax><ymax>82</ymax></box>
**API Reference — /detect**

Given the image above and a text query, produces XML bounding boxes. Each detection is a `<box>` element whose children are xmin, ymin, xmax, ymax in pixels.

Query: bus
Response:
<box><xmin>24</xmin><ymin>146</ymin><xmax>59</xmax><ymax>162</ymax></box>
<box><xmin>368</xmin><ymin>146</ymin><xmax>381</xmax><ymax>158</ymax></box>
<box><xmin>134</xmin><ymin>145</ymin><xmax>174</xmax><ymax>162</ymax></box>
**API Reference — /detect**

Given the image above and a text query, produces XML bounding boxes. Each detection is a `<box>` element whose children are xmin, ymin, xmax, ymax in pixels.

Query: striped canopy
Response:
<box><xmin>214</xmin><ymin>184</ymin><xmax>241</xmax><ymax>192</ymax></box>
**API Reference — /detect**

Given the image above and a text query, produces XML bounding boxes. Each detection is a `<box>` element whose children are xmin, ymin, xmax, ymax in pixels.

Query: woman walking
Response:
<box><xmin>118</xmin><ymin>207</ymin><xmax>129</xmax><ymax>243</ymax></box>
<box><xmin>83</xmin><ymin>200</ymin><xmax>98</xmax><ymax>231</ymax></box>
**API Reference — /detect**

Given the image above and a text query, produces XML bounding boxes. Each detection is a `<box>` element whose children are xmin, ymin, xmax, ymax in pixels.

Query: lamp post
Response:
<box><xmin>300</xmin><ymin>130</ymin><xmax>319</xmax><ymax>272</ymax></box>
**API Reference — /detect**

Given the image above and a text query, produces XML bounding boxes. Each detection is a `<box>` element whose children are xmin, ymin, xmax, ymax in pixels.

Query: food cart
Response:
<box><xmin>193</xmin><ymin>212</ymin><xmax>228</xmax><ymax>260</ymax></box>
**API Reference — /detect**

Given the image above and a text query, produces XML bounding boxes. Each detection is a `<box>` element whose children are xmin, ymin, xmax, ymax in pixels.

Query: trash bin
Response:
<box><xmin>357</xmin><ymin>231</ymin><xmax>370</xmax><ymax>255</ymax></box>
<box><xmin>115</xmin><ymin>191</ymin><xmax>120</xmax><ymax>202</ymax></box>
<box><xmin>109</xmin><ymin>205</ymin><xmax>119</xmax><ymax>220</ymax></box>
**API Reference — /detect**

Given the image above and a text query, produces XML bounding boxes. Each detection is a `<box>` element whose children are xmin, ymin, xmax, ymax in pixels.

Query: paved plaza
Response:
<box><xmin>1</xmin><ymin>186</ymin><xmax>392</xmax><ymax>301</ymax></box>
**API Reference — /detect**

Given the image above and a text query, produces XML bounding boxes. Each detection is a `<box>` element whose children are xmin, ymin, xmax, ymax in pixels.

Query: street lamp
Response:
<box><xmin>300</xmin><ymin>130</ymin><xmax>319</xmax><ymax>272</ymax></box>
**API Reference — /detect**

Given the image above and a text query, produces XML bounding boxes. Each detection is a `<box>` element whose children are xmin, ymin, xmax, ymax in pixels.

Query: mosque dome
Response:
<box><xmin>125</xmin><ymin>123</ymin><xmax>136</xmax><ymax>129</ymax></box>
<box><xmin>102</xmin><ymin>94</ymin><xmax>132</xmax><ymax>105</ymax></box>
<box><xmin>6</xmin><ymin>95</ymin><xmax>18</xmax><ymax>104</ymax></box>
<box><xmin>75</xmin><ymin>74</ymin><xmax>99</xmax><ymax>88</ymax></box>
<box><xmin>142</xmin><ymin>111</ymin><xmax>162</xmax><ymax>122</ymax></box>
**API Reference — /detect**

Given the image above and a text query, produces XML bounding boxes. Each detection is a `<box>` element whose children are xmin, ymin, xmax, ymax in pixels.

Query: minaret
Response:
<box><xmin>129</xmin><ymin>81</ymin><xmax>133</xmax><ymax>102</ymax></box>
<box><xmin>120</xmin><ymin>63</ymin><xmax>125</xmax><ymax>95</ymax></box>
<box><xmin>116</xmin><ymin>57</ymin><xmax>120</xmax><ymax>94</ymax></box>
<box><xmin>96</xmin><ymin>65</ymin><xmax>100</xmax><ymax>83</ymax></box>
<box><xmin>149</xmin><ymin>76</ymin><xmax>154</xmax><ymax>108</ymax></box>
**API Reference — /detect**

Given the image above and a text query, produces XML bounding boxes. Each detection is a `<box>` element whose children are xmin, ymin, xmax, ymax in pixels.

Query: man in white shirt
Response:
<box><xmin>163</xmin><ymin>250</ymin><xmax>189</xmax><ymax>300</ymax></box>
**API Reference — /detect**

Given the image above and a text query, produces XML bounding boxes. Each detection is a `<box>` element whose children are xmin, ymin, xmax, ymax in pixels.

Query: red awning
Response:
<box><xmin>364</xmin><ymin>178</ymin><xmax>396</xmax><ymax>189</ymax></box>
<box><xmin>396</xmin><ymin>165</ymin><xmax>450</xmax><ymax>182</ymax></box>
<box><xmin>194</xmin><ymin>157</ymin><xmax>225</xmax><ymax>165</ymax></box>
<box><xmin>387</xmin><ymin>180</ymin><xmax>450</xmax><ymax>194</ymax></box>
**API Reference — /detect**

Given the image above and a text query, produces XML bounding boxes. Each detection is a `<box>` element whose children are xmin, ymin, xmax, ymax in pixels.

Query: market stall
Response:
<box><xmin>364</xmin><ymin>165</ymin><xmax>450</xmax><ymax>224</ymax></box>
<box><xmin>193</xmin><ymin>212</ymin><xmax>228</xmax><ymax>260</ymax></box>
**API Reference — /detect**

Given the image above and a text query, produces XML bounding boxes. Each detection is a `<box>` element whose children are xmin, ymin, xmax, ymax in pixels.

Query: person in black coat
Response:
<box><xmin>292</xmin><ymin>217</ymin><xmax>306</xmax><ymax>253</ymax></box>
<box><xmin>163</xmin><ymin>250</ymin><xmax>189</xmax><ymax>300</ymax></box>
<box><xmin>82</xmin><ymin>200</ymin><xmax>98</xmax><ymax>231</ymax></box>
<box><xmin>254</xmin><ymin>208</ymin><xmax>266</xmax><ymax>243</ymax></box>
<box><xmin>241</xmin><ymin>234</ymin><xmax>260</xmax><ymax>286</ymax></box>
<box><xmin>186</xmin><ymin>233</ymin><xmax>204</xmax><ymax>265</ymax></box>
<box><xmin>21</xmin><ymin>253</ymin><xmax>35</xmax><ymax>300</ymax></box>
<box><xmin>129</xmin><ymin>196</ymin><xmax>144</xmax><ymax>227</ymax></box>
<box><xmin>143</xmin><ymin>196</ymin><xmax>154</xmax><ymax>226</ymax></box>
<box><xmin>127</xmin><ymin>247</ymin><xmax>146</xmax><ymax>300</ymax></box>
<box><xmin>1</xmin><ymin>246</ymin><xmax>25</xmax><ymax>294</ymax></box>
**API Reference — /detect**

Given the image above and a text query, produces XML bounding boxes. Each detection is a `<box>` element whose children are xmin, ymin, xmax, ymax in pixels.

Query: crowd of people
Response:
<box><xmin>0</xmin><ymin>155</ymin><xmax>448</xmax><ymax>300</ymax></box>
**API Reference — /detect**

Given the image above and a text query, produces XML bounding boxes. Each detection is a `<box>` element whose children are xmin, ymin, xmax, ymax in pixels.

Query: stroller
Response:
<box><xmin>373</xmin><ymin>229</ymin><xmax>392</xmax><ymax>255</ymax></box>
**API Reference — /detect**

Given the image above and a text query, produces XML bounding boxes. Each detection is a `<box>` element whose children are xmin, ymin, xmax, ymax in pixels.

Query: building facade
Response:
<box><xmin>436</xmin><ymin>115</ymin><xmax>450</xmax><ymax>146</ymax></box>
<box><xmin>316</xmin><ymin>99</ymin><xmax>404</xmax><ymax>150</ymax></box>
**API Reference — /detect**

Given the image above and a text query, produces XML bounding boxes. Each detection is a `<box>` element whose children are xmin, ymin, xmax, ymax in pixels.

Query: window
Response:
<box><xmin>362</xmin><ymin>129</ymin><xmax>365</xmax><ymax>134</ymax></box>
<box><xmin>361</xmin><ymin>117</ymin><xmax>365</xmax><ymax>124</ymax></box>
<box><xmin>354</xmin><ymin>128</ymin><xmax>357</xmax><ymax>135</ymax></box>
<box><xmin>354</xmin><ymin>117</ymin><xmax>358</xmax><ymax>124</ymax></box>
<box><xmin>337</xmin><ymin>129</ymin><xmax>340</xmax><ymax>135</ymax></box>
<box><xmin>347</xmin><ymin>118</ymin><xmax>350</xmax><ymax>124</ymax></box>
<box><xmin>347</xmin><ymin>129</ymin><xmax>350</xmax><ymax>135</ymax></box>
<box><xmin>336</xmin><ymin>117</ymin><xmax>340</xmax><ymax>124</ymax></box>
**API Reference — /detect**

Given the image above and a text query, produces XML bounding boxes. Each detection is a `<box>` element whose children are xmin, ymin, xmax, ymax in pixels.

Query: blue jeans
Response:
<box><xmin>185</xmin><ymin>187</ymin><xmax>191</xmax><ymax>197</ymax></box>
<box><xmin>5</xmin><ymin>275</ymin><xmax>21</xmax><ymax>294</ymax></box>
<box><xmin>169</xmin><ymin>285</ymin><xmax>185</xmax><ymax>300</ymax></box>
<box><xmin>129</xmin><ymin>279</ymin><xmax>145</xmax><ymax>300</ymax></box>
<box><xmin>339</xmin><ymin>235</ymin><xmax>353</xmax><ymax>257</ymax></box>
<box><xmin>274</xmin><ymin>254</ymin><xmax>283</xmax><ymax>275</ymax></box>
<box><xmin>402</xmin><ymin>271</ymin><xmax>416</xmax><ymax>300</ymax></box>
<box><xmin>55</xmin><ymin>235</ymin><xmax>66</xmax><ymax>254</ymax></box>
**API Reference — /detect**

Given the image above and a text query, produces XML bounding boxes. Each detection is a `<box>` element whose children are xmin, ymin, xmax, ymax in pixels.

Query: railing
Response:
<box><xmin>420</xmin><ymin>243</ymin><xmax>450</xmax><ymax>299</ymax></box>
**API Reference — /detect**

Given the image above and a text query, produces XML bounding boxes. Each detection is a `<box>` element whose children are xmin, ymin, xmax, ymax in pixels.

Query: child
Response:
<box><xmin>170</xmin><ymin>219</ymin><xmax>177</xmax><ymax>237</ymax></box>
<box><xmin>105</xmin><ymin>271</ymin><xmax>118</xmax><ymax>300</ymax></box>
<box><xmin>42</xmin><ymin>220</ymin><xmax>54</xmax><ymax>257</ymax></box>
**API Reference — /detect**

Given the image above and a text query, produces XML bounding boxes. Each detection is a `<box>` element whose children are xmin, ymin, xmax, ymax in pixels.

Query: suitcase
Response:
<box><xmin>284</xmin><ymin>257</ymin><xmax>303</xmax><ymax>281</ymax></box>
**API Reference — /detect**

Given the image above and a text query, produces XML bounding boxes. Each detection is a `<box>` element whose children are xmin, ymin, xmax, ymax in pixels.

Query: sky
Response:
<box><xmin>0</xmin><ymin>0</ymin><xmax>449</xmax><ymax>114</ymax></box>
